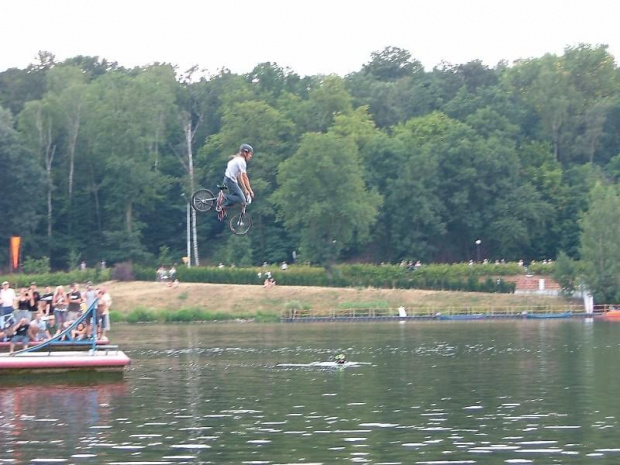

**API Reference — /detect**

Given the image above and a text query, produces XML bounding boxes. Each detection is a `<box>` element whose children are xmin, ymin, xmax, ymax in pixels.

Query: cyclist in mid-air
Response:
<box><xmin>217</xmin><ymin>144</ymin><xmax>254</xmax><ymax>215</ymax></box>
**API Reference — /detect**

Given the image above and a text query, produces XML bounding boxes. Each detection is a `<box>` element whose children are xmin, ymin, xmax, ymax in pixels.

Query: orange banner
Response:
<box><xmin>10</xmin><ymin>236</ymin><xmax>21</xmax><ymax>271</ymax></box>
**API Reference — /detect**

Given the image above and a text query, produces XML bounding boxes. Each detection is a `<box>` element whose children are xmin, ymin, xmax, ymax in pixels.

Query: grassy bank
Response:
<box><xmin>106</xmin><ymin>281</ymin><xmax>571</xmax><ymax>323</ymax></box>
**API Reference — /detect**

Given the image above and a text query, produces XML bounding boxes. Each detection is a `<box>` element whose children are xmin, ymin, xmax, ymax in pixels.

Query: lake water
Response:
<box><xmin>2</xmin><ymin>319</ymin><xmax>620</xmax><ymax>464</ymax></box>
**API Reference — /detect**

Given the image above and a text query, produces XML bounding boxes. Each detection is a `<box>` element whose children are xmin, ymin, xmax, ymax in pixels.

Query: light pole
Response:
<box><xmin>475</xmin><ymin>239</ymin><xmax>481</xmax><ymax>263</ymax></box>
<box><xmin>181</xmin><ymin>194</ymin><xmax>191</xmax><ymax>268</ymax></box>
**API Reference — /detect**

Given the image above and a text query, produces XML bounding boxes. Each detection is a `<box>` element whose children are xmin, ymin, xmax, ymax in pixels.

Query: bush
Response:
<box><xmin>125</xmin><ymin>307</ymin><xmax>160</xmax><ymax>323</ymax></box>
<box><xmin>0</xmin><ymin>269</ymin><xmax>110</xmax><ymax>288</ymax></box>
<box><xmin>22</xmin><ymin>256</ymin><xmax>51</xmax><ymax>275</ymax></box>
<box><xmin>111</xmin><ymin>262</ymin><xmax>134</xmax><ymax>281</ymax></box>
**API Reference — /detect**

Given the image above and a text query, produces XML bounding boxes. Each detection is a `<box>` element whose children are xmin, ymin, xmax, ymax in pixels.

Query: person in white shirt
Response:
<box><xmin>0</xmin><ymin>281</ymin><xmax>16</xmax><ymax>330</ymax></box>
<box><xmin>220</xmin><ymin>143</ymin><xmax>255</xmax><ymax>210</ymax></box>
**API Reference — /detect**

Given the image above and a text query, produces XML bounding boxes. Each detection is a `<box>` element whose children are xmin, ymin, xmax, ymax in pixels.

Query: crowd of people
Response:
<box><xmin>0</xmin><ymin>280</ymin><xmax>112</xmax><ymax>354</ymax></box>
<box><xmin>156</xmin><ymin>265</ymin><xmax>178</xmax><ymax>287</ymax></box>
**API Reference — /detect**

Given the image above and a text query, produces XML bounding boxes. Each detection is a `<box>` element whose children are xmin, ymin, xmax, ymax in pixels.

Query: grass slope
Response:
<box><xmin>107</xmin><ymin>281</ymin><xmax>569</xmax><ymax>318</ymax></box>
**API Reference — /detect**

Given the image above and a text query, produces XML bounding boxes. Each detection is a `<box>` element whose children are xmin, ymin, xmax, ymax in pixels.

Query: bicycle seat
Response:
<box><xmin>217</xmin><ymin>185</ymin><xmax>229</xmax><ymax>191</ymax></box>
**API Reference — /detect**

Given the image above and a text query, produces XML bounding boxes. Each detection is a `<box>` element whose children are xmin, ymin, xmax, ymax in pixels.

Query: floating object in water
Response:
<box><xmin>276</xmin><ymin>361</ymin><xmax>370</xmax><ymax>369</ymax></box>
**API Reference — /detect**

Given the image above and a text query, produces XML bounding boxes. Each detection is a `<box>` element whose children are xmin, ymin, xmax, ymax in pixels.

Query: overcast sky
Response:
<box><xmin>2</xmin><ymin>0</ymin><xmax>619</xmax><ymax>77</ymax></box>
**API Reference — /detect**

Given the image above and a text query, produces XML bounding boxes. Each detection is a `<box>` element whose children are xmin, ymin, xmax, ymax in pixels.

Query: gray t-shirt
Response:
<box><xmin>85</xmin><ymin>289</ymin><xmax>98</xmax><ymax>309</ymax></box>
<box><xmin>224</xmin><ymin>156</ymin><xmax>247</xmax><ymax>183</ymax></box>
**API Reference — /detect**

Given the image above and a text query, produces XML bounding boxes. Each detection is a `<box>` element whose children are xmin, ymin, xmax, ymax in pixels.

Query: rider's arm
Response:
<box><xmin>240</xmin><ymin>173</ymin><xmax>254</xmax><ymax>198</ymax></box>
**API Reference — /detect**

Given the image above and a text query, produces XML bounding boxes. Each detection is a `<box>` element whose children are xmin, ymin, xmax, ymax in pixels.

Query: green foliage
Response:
<box><xmin>339</xmin><ymin>300</ymin><xmax>390</xmax><ymax>309</ymax></box>
<box><xmin>157</xmin><ymin>246</ymin><xmax>173</xmax><ymax>267</ymax></box>
<box><xmin>67</xmin><ymin>249</ymin><xmax>82</xmax><ymax>271</ymax></box>
<box><xmin>273</xmin><ymin>132</ymin><xmax>382</xmax><ymax>274</ymax></box>
<box><xmin>125</xmin><ymin>307</ymin><xmax>160</xmax><ymax>323</ymax></box>
<box><xmin>22</xmin><ymin>256</ymin><xmax>51</xmax><ymax>274</ymax></box>
<box><xmin>115</xmin><ymin>306</ymin><xmax>279</xmax><ymax>323</ymax></box>
<box><xmin>164</xmin><ymin>263</ymin><xmax>518</xmax><ymax>293</ymax></box>
<box><xmin>0</xmin><ymin>269</ymin><xmax>110</xmax><ymax>288</ymax></box>
<box><xmin>553</xmin><ymin>251</ymin><xmax>577</xmax><ymax>296</ymax></box>
<box><xmin>3</xmin><ymin>44</ymin><xmax>620</xmax><ymax>271</ymax></box>
<box><xmin>285</xmin><ymin>300</ymin><xmax>312</xmax><ymax>311</ymax></box>
<box><xmin>580</xmin><ymin>183</ymin><xmax>620</xmax><ymax>303</ymax></box>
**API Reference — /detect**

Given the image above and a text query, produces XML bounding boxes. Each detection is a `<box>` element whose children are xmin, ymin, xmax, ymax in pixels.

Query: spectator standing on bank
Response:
<box><xmin>16</xmin><ymin>287</ymin><xmax>31</xmax><ymax>322</ymax></box>
<box><xmin>0</xmin><ymin>281</ymin><xmax>15</xmax><ymax>330</ymax></box>
<box><xmin>28</xmin><ymin>282</ymin><xmax>40</xmax><ymax>320</ymax></box>
<box><xmin>39</xmin><ymin>286</ymin><xmax>53</xmax><ymax>316</ymax></box>
<box><xmin>84</xmin><ymin>282</ymin><xmax>98</xmax><ymax>311</ymax></box>
<box><xmin>67</xmin><ymin>283</ymin><xmax>83</xmax><ymax>321</ymax></box>
<box><xmin>52</xmin><ymin>286</ymin><xmax>68</xmax><ymax>329</ymax></box>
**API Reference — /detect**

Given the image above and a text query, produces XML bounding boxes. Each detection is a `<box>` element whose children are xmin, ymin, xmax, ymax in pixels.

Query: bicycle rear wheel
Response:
<box><xmin>191</xmin><ymin>189</ymin><xmax>215</xmax><ymax>212</ymax></box>
<box><xmin>229</xmin><ymin>211</ymin><xmax>252</xmax><ymax>235</ymax></box>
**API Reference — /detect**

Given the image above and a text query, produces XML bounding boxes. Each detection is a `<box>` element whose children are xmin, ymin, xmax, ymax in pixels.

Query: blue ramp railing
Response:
<box><xmin>12</xmin><ymin>298</ymin><xmax>100</xmax><ymax>355</ymax></box>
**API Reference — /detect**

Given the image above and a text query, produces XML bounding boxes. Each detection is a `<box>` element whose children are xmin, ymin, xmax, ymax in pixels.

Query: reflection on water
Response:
<box><xmin>2</xmin><ymin>320</ymin><xmax>620</xmax><ymax>463</ymax></box>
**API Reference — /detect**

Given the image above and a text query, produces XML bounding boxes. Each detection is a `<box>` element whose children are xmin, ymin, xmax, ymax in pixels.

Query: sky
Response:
<box><xmin>2</xmin><ymin>0</ymin><xmax>619</xmax><ymax>77</ymax></box>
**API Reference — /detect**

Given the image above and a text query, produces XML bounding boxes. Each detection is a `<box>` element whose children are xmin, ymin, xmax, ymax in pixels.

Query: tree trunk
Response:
<box><xmin>185</xmin><ymin>119</ymin><xmax>200</xmax><ymax>266</ymax></box>
<box><xmin>126</xmin><ymin>202</ymin><xmax>133</xmax><ymax>233</ymax></box>
<box><xmin>67</xmin><ymin>101</ymin><xmax>82</xmax><ymax>201</ymax></box>
<box><xmin>67</xmin><ymin>101</ymin><xmax>82</xmax><ymax>235</ymax></box>
<box><xmin>43</xmin><ymin>120</ymin><xmax>56</xmax><ymax>255</ymax></box>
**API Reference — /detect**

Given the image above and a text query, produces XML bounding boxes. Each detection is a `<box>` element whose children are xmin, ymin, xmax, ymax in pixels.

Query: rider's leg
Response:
<box><xmin>222</xmin><ymin>178</ymin><xmax>246</xmax><ymax>207</ymax></box>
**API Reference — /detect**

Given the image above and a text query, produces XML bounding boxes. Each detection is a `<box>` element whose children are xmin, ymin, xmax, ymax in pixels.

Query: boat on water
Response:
<box><xmin>437</xmin><ymin>314</ymin><xmax>488</xmax><ymax>320</ymax></box>
<box><xmin>525</xmin><ymin>312</ymin><xmax>572</xmax><ymax>319</ymax></box>
<box><xmin>603</xmin><ymin>310</ymin><xmax>620</xmax><ymax>319</ymax></box>
<box><xmin>0</xmin><ymin>300</ymin><xmax>130</xmax><ymax>374</ymax></box>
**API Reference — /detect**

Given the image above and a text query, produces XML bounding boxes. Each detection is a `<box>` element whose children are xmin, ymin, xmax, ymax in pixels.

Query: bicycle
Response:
<box><xmin>190</xmin><ymin>186</ymin><xmax>253</xmax><ymax>235</ymax></box>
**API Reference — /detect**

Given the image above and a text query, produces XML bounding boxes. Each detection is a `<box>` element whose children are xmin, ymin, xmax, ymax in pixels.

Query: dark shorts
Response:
<box><xmin>11</xmin><ymin>334</ymin><xmax>30</xmax><ymax>344</ymax></box>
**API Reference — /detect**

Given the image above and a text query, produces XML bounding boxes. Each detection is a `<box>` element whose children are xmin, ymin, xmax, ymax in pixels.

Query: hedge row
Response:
<box><xmin>0</xmin><ymin>268</ymin><xmax>111</xmax><ymax>288</ymax></box>
<box><xmin>136</xmin><ymin>263</ymin><xmax>519</xmax><ymax>294</ymax></box>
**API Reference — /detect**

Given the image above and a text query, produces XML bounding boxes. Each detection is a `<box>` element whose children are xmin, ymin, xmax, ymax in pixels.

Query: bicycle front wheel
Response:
<box><xmin>229</xmin><ymin>211</ymin><xmax>253</xmax><ymax>235</ymax></box>
<box><xmin>191</xmin><ymin>189</ymin><xmax>215</xmax><ymax>212</ymax></box>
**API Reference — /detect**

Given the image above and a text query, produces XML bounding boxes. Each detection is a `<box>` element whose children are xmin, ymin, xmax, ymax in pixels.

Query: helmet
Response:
<box><xmin>240</xmin><ymin>143</ymin><xmax>254</xmax><ymax>154</ymax></box>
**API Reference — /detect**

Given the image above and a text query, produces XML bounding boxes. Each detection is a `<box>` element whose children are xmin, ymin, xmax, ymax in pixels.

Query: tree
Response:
<box><xmin>273</xmin><ymin>132</ymin><xmax>381</xmax><ymax>275</ymax></box>
<box><xmin>553</xmin><ymin>251</ymin><xmax>578</xmax><ymax>296</ymax></box>
<box><xmin>580</xmin><ymin>183</ymin><xmax>620</xmax><ymax>303</ymax></box>
<box><xmin>18</xmin><ymin>99</ymin><xmax>57</xmax><ymax>255</ymax></box>
<box><xmin>46</xmin><ymin>65</ymin><xmax>88</xmax><ymax>231</ymax></box>
<box><xmin>361</xmin><ymin>47</ymin><xmax>423</xmax><ymax>81</ymax></box>
<box><xmin>0</xmin><ymin>107</ymin><xmax>44</xmax><ymax>264</ymax></box>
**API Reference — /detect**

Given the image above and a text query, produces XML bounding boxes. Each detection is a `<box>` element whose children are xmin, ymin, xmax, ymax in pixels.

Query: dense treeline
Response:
<box><xmin>1</xmin><ymin>45</ymin><xmax>619</xmax><ymax>274</ymax></box>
